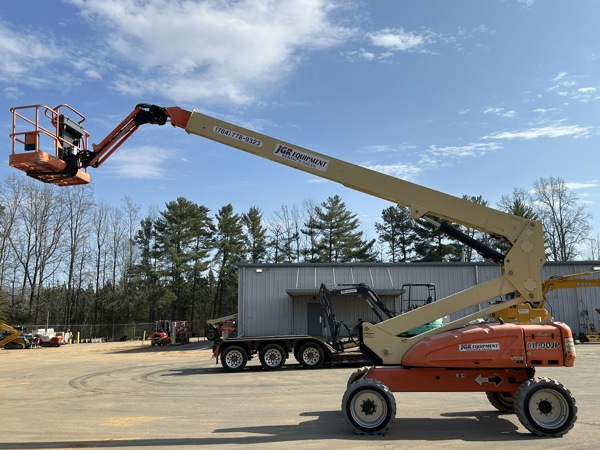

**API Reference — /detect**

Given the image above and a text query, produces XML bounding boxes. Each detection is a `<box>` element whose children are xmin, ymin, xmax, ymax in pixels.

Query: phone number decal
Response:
<box><xmin>213</xmin><ymin>126</ymin><xmax>263</xmax><ymax>147</ymax></box>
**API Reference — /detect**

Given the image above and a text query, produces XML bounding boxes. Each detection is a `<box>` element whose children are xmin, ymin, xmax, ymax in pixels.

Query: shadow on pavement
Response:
<box><xmin>0</xmin><ymin>409</ymin><xmax>543</xmax><ymax>449</ymax></box>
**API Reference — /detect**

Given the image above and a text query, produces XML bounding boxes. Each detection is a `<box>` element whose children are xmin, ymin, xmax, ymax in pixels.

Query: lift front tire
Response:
<box><xmin>486</xmin><ymin>391</ymin><xmax>515</xmax><ymax>413</ymax></box>
<box><xmin>259</xmin><ymin>344</ymin><xmax>286</xmax><ymax>370</ymax></box>
<box><xmin>515</xmin><ymin>377</ymin><xmax>577</xmax><ymax>437</ymax></box>
<box><xmin>221</xmin><ymin>345</ymin><xmax>248</xmax><ymax>372</ymax></box>
<box><xmin>342</xmin><ymin>378</ymin><xmax>396</xmax><ymax>435</ymax></box>
<box><xmin>297</xmin><ymin>342</ymin><xmax>324</xmax><ymax>369</ymax></box>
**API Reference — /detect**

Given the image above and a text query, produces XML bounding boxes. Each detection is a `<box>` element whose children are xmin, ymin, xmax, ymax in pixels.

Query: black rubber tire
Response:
<box><xmin>515</xmin><ymin>377</ymin><xmax>577</xmax><ymax>437</ymax></box>
<box><xmin>221</xmin><ymin>345</ymin><xmax>248</xmax><ymax>372</ymax></box>
<box><xmin>259</xmin><ymin>344</ymin><xmax>286</xmax><ymax>370</ymax></box>
<box><xmin>486</xmin><ymin>391</ymin><xmax>516</xmax><ymax>413</ymax></box>
<box><xmin>206</xmin><ymin>329</ymin><xmax>217</xmax><ymax>341</ymax></box>
<box><xmin>342</xmin><ymin>378</ymin><xmax>396</xmax><ymax>435</ymax></box>
<box><xmin>297</xmin><ymin>342</ymin><xmax>324</xmax><ymax>369</ymax></box>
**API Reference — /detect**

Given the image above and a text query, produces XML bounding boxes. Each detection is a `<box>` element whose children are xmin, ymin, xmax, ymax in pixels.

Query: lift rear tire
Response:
<box><xmin>221</xmin><ymin>345</ymin><xmax>248</xmax><ymax>372</ymax></box>
<box><xmin>342</xmin><ymin>378</ymin><xmax>396</xmax><ymax>435</ymax></box>
<box><xmin>297</xmin><ymin>342</ymin><xmax>324</xmax><ymax>369</ymax></box>
<box><xmin>486</xmin><ymin>391</ymin><xmax>515</xmax><ymax>413</ymax></box>
<box><xmin>515</xmin><ymin>377</ymin><xmax>577</xmax><ymax>437</ymax></box>
<box><xmin>259</xmin><ymin>344</ymin><xmax>286</xmax><ymax>370</ymax></box>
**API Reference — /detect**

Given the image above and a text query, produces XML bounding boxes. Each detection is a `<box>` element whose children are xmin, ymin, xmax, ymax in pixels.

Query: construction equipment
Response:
<box><xmin>35</xmin><ymin>328</ymin><xmax>62</xmax><ymax>347</ymax></box>
<box><xmin>9</xmin><ymin>102</ymin><xmax>579</xmax><ymax>437</ymax></box>
<box><xmin>579</xmin><ymin>307</ymin><xmax>600</xmax><ymax>343</ymax></box>
<box><xmin>150</xmin><ymin>320</ymin><xmax>191</xmax><ymax>346</ymax></box>
<box><xmin>489</xmin><ymin>271</ymin><xmax>600</xmax><ymax>324</ymax></box>
<box><xmin>211</xmin><ymin>283</ymin><xmax>402</xmax><ymax>371</ymax></box>
<box><xmin>0</xmin><ymin>323</ymin><xmax>32</xmax><ymax>349</ymax></box>
<box><xmin>205</xmin><ymin>314</ymin><xmax>238</xmax><ymax>341</ymax></box>
<box><xmin>399</xmin><ymin>283</ymin><xmax>444</xmax><ymax>335</ymax></box>
<box><xmin>319</xmin><ymin>283</ymin><xmax>398</xmax><ymax>351</ymax></box>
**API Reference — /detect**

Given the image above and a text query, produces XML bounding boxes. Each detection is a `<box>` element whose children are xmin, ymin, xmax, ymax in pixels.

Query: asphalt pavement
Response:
<box><xmin>0</xmin><ymin>339</ymin><xmax>598</xmax><ymax>449</ymax></box>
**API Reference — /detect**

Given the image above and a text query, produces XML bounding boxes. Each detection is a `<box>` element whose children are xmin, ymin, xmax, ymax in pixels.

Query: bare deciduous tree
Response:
<box><xmin>533</xmin><ymin>176</ymin><xmax>592</xmax><ymax>261</ymax></box>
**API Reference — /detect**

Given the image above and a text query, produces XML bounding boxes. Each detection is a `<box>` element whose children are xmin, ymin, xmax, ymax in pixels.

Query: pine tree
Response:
<box><xmin>151</xmin><ymin>197</ymin><xmax>213</xmax><ymax>320</ymax></box>
<box><xmin>305</xmin><ymin>195</ymin><xmax>376</xmax><ymax>262</ymax></box>
<box><xmin>212</xmin><ymin>204</ymin><xmax>246</xmax><ymax>317</ymax></box>
<box><xmin>242</xmin><ymin>206</ymin><xmax>267</xmax><ymax>263</ymax></box>
<box><xmin>375</xmin><ymin>205</ymin><xmax>415</xmax><ymax>262</ymax></box>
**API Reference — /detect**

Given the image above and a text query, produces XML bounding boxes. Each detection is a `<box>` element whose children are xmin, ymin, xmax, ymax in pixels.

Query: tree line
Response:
<box><xmin>0</xmin><ymin>174</ymin><xmax>595</xmax><ymax>332</ymax></box>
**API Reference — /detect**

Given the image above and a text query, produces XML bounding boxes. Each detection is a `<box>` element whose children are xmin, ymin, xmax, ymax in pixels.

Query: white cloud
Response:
<box><xmin>360</xmin><ymin>143</ymin><xmax>417</xmax><ymax>154</ymax></box>
<box><xmin>0</xmin><ymin>21</ymin><xmax>61</xmax><ymax>87</ymax></box>
<box><xmin>483</xmin><ymin>107</ymin><xmax>517</xmax><ymax>118</ymax></box>
<box><xmin>105</xmin><ymin>145</ymin><xmax>171</xmax><ymax>179</ymax></box>
<box><xmin>67</xmin><ymin>0</ymin><xmax>355</xmax><ymax>105</ymax></box>
<box><xmin>518</xmin><ymin>0</ymin><xmax>536</xmax><ymax>7</ymax></box>
<box><xmin>484</xmin><ymin>124</ymin><xmax>591</xmax><ymax>140</ymax></box>
<box><xmin>4</xmin><ymin>87</ymin><xmax>24</xmax><ymax>100</ymax></box>
<box><xmin>362</xmin><ymin>162</ymin><xmax>422</xmax><ymax>180</ymax></box>
<box><xmin>367</xmin><ymin>28</ymin><xmax>427</xmax><ymax>52</ymax></box>
<box><xmin>547</xmin><ymin>72</ymin><xmax>598</xmax><ymax>103</ymax></box>
<box><xmin>427</xmin><ymin>142</ymin><xmax>501</xmax><ymax>158</ymax></box>
<box><xmin>565</xmin><ymin>181</ymin><xmax>600</xmax><ymax>190</ymax></box>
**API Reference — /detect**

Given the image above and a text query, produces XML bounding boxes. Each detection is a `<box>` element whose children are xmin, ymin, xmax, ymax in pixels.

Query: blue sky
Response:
<box><xmin>2</xmin><ymin>0</ymin><xmax>599</xmax><ymax>249</ymax></box>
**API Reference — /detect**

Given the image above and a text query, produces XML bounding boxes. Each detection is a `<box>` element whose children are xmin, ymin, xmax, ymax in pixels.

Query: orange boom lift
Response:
<box><xmin>9</xmin><ymin>103</ymin><xmax>578</xmax><ymax>437</ymax></box>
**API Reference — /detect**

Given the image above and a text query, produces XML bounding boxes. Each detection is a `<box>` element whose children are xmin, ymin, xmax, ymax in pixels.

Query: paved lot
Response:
<box><xmin>0</xmin><ymin>339</ymin><xmax>598</xmax><ymax>449</ymax></box>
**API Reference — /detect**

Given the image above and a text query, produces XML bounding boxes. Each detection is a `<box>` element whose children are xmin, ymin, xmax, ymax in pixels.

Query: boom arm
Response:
<box><xmin>9</xmin><ymin>102</ymin><xmax>546</xmax><ymax>365</ymax></box>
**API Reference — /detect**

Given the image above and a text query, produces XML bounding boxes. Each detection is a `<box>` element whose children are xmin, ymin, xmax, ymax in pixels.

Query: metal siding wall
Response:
<box><xmin>238</xmin><ymin>262</ymin><xmax>600</xmax><ymax>337</ymax></box>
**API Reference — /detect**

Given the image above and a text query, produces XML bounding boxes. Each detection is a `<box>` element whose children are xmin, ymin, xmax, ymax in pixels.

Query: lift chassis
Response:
<box><xmin>9</xmin><ymin>102</ymin><xmax>579</xmax><ymax>437</ymax></box>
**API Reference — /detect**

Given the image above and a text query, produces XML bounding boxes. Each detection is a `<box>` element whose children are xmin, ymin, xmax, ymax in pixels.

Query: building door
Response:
<box><xmin>307</xmin><ymin>303</ymin><xmax>323</xmax><ymax>336</ymax></box>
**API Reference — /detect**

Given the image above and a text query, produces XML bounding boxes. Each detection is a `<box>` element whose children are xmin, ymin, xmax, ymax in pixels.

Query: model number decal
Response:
<box><xmin>459</xmin><ymin>343</ymin><xmax>500</xmax><ymax>351</ymax></box>
<box><xmin>527</xmin><ymin>341</ymin><xmax>560</xmax><ymax>350</ymax></box>
<box><xmin>213</xmin><ymin>126</ymin><xmax>263</xmax><ymax>147</ymax></box>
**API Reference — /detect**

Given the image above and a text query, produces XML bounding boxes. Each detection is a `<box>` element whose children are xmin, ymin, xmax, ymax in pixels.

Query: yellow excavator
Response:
<box><xmin>580</xmin><ymin>306</ymin><xmax>600</xmax><ymax>343</ymax></box>
<box><xmin>489</xmin><ymin>271</ymin><xmax>600</xmax><ymax>334</ymax></box>
<box><xmin>8</xmin><ymin>102</ymin><xmax>581</xmax><ymax>437</ymax></box>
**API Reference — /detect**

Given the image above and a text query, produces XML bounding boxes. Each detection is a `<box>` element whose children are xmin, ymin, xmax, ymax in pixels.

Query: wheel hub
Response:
<box><xmin>538</xmin><ymin>399</ymin><xmax>553</xmax><ymax>415</ymax></box>
<box><xmin>361</xmin><ymin>399</ymin><xmax>377</xmax><ymax>415</ymax></box>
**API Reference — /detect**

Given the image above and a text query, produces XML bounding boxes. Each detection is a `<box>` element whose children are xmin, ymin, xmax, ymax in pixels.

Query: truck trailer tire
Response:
<box><xmin>297</xmin><ymin>342</ymin><xmax>324</xmax><ymax>369</ymax></box>
<box><xmin>515</xmin><ymin>377</ymin><xmax>577</xmax><ymax>437</ymax></box>
<box><xmin>221</xmin><ymin>345</ymin><xmax>248</xmax><ymax>372</ymax></box>
<box><xmin>259</xmin><ymin>343</ymin><xmax>286</xmax><ymax>370</ymax></box>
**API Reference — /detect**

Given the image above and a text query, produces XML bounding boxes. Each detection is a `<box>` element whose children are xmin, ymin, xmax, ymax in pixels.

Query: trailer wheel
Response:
<box><xmin>515</xmin><ymin>377</ymin><xmax>577</xmax><ymax>437</ymax></box>
<box><xmin>221</xmin><ymin>345</ymin><xmax>248</xmax><ymax>372</ymax></box>
<box><xmin>297</xmin><ymin>342</ymin><xmax>324</xmax><ymax>369</ymax></box>
<box><xmin>342</xmin><ymin>378</ymin><xmax>396</xmax><ymax>435</ymax></box>
<box><xmin>486</xmin><ymin>391</ymin><xmax>515</xmax><ymax>413</ymax></box>
<box><xmin>259</xmin><ymin>344</ymin><xmax>286</xmax><ymax>370</ymax></box>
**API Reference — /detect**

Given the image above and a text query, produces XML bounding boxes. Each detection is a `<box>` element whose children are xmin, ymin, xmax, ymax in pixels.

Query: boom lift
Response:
<box><xmin>9</xmin><ymin>103</ymin><xmax>578</xmax><ymax>436</ymax></box>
